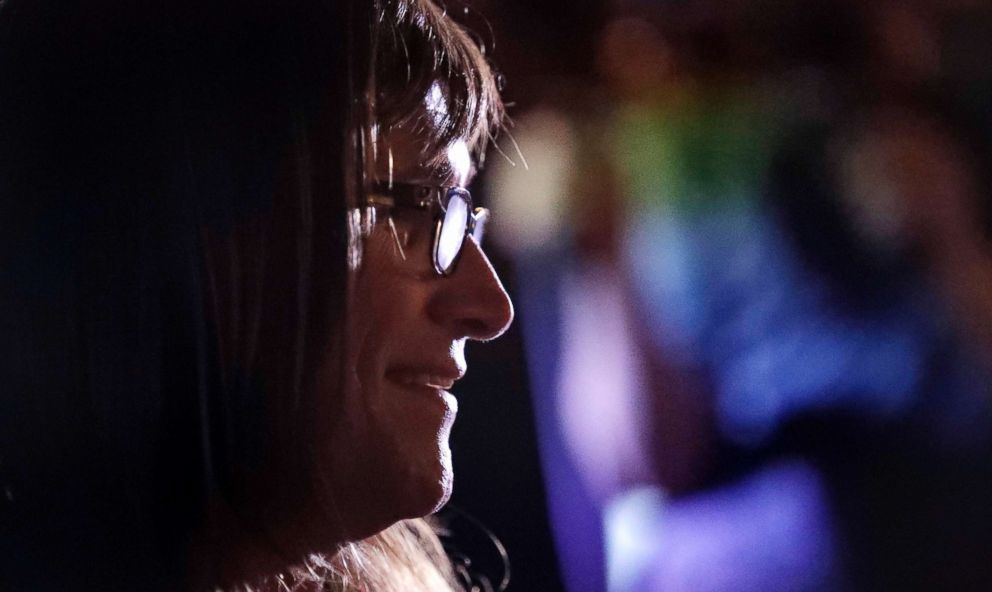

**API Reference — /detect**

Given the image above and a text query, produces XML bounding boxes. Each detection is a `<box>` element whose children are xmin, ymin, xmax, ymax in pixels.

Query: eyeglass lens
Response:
<box><xmin>436</xmin><ymin>189</ymin><xmax>470</xmax><ymax>273</ymax></box>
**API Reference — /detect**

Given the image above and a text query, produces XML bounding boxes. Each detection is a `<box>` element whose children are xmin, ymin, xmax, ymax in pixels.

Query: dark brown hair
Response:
<box><xmin>362</xmin><ymin>0</ymin><xmax>505</xmax><ymax>165</ymax></box>
<box><xmin>0</xmin><ymin>0</ymin><xmax>503</xmax><ymax>589</ymax></box>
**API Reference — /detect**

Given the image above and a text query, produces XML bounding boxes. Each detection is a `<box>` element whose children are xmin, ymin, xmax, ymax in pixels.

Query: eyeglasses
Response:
<box><xmin>366</xmin><ymin>181</ymin><xmax>489</xmax><ymax>276</ymax></box>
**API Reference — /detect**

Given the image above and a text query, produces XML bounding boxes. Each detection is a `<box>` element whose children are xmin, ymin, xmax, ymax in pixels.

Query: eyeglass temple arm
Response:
<box><xmin>366</xmin><ymin>182</ymin><xmax>434</xmax><ymax>208</ymax></box>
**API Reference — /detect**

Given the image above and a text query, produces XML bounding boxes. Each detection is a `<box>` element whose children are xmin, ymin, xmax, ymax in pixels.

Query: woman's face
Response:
<box><xmin>314</xmin><ymin>123</ymin><xmax>513</xmax><ymax>540</ymax></box>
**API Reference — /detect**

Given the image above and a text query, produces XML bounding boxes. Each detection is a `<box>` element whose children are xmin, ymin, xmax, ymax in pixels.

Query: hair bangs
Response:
<box><xmin>370</xmin><ymin>0</ymin><xmax>504</xmax><ymax>165</ymax></box>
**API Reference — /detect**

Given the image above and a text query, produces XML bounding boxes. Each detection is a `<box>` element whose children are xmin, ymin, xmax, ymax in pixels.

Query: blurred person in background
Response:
<box><xmin>0</xmin><ymin>0</ymin><xmax>514</xmax><ymax>590</ymax></box>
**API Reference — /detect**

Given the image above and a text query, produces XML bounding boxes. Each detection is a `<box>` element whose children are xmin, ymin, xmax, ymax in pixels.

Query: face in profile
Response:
<box><xmin>312</xmin><ymin>118</ymin><xmax>513</xmax><ymax>541</ymax></box>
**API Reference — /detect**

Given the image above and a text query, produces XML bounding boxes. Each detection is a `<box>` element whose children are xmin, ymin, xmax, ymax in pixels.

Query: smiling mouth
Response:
<box><xmin>385</xmin><ymin>369</ymin><xmax>460</xmax><ymax>391</ymax></box>
<box><xmin>386</xmin><ymin>367</ymin><xmax>463</xmax><ymax>391</ymax></box>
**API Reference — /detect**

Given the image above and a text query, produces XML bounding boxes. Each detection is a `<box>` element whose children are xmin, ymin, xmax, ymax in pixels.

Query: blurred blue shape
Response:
<box><xmin>605</xmin><ymin>486</ymin><xmax>667</xmax><ymax>592</ymax></box>
<box><xmin>627</xmin><ymin>200</ymin><xmax>932</xmax><ymax>446</ymax></box>
<box><xmin>649</xmin><ymin>459</ymin><xmax>839</xmax><ymax>592</ymax></box>
<box><xmin>514</xmin><ymin>247</ymin><xmax>607</xmax><ymax>592</ymax></box>
<box><xmin>606</xmin><ymin>460</ymin><xmax>838</xmax><ymax>592</ymax></box>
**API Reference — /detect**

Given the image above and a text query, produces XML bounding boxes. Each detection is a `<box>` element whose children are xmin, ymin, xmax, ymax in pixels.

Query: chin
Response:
<box><xmin>430</xmin><ymin>458</ymin><xmax>454</xmax><ymax>512</ymax></box>
<box><xmin>395</xmin><ymin>446</ymin><xmax>454</xmax><ymax>519</ymax></box>
<box><xmin>386</xmin><ymin>391</ymin><xmax>457</xmax><ymax>518</ymax></box>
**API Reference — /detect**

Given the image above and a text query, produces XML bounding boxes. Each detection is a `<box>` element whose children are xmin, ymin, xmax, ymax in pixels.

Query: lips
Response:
<box><xmin>384</xmin><ymin>364</ymin><xmax>464</xmax><ymax>391</ymax></box>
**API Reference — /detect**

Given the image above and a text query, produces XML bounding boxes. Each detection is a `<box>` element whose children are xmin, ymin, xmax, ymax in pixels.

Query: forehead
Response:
<box><xmin>368</xmin><ymin>124</ymin><xmax>473</xmax><ymax>187</ymax></box>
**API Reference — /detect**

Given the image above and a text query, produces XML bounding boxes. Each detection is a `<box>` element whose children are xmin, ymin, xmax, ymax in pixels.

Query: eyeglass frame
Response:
<box><xmin>365</xmin><ymin>181</ymin><xmax>490</xmax><ymax>276</ymax></box>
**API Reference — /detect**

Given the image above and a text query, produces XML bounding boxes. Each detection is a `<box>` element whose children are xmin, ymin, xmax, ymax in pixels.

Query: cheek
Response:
<box><xmin>316</xmin><ymin>234</ymin><xmax>454</xmax><ymax>519</ymax></box>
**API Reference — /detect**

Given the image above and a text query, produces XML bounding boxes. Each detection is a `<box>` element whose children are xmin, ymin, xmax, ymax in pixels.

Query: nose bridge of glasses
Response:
<box><xmin>469</xmin><ymin>206</ymin><xmax>488</xmax><ymax>243</ymax></box>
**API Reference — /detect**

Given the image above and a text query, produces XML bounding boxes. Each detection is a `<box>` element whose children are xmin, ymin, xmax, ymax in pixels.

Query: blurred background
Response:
<box><xmin>444</xmin><ymin>1</ymin><xmax>992</xmax><ymax>590</ymax></box>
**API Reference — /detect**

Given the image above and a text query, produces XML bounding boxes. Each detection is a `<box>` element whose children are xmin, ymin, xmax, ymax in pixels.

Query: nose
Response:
<box><xmin>428</xmin><ymin>238</ymin><xmax>514</xmax><ymax>341</ymax></box>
